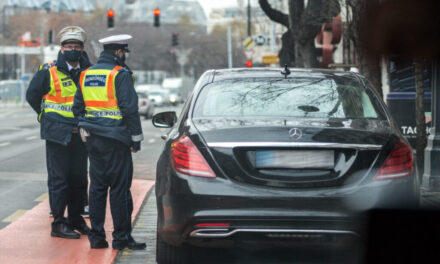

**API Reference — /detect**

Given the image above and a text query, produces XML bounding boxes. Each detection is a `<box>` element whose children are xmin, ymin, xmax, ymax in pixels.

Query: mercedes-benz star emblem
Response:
<box><xmin>289</xmin><ymin>128</ymin><xmax>303</xmax><ymax>140</ymax></box>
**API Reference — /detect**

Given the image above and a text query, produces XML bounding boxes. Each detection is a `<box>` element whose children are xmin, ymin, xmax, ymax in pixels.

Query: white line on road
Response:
<box><xmin>0</xmin><ymin>142</ymin><xmax>11</xmax><ymax>147</ymax></box>
<box><xmin>26</xmin><ymin>136</ymin><xmax>38</xmax><ymax>140</ymax></box>
<box><xmin>148</xmin><ymin>139</ymin><xmax>156</xmax><ymax>144</ymax></box>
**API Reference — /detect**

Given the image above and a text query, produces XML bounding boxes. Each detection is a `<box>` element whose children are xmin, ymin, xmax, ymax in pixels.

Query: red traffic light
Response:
<box><xmin>153</xmin><ymin>8</ymin><xmax>161</xmax><ymax>16</ymax></box>
<box><xmin>246</xmin><ymin>60</ymin><xmax>253</xmax><ymax>67</ymax></box>
<box><xmin>107</xmin><ymin>9</ymin><xmax>114</xmax><ymax>17</ymax></box>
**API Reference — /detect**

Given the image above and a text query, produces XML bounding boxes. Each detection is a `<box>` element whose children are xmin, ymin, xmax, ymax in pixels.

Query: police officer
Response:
<box><xmin>26</xmin><ymin>26</ymin><xmax>91</xmax><ymax>239</ymax></box>
<box><xmin>73</xmin><ymin>34</ymin><xmax>145</xmax><ymax>250</ymax></box>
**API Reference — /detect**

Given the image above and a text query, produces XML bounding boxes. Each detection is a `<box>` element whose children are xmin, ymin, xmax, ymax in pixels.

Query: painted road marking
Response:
<box><xmin>26</xmin><ymin>136</ymin><xmax>38</xmax><ymax>141</ymax></box>
<box><xmin>148</xmin><ymin>139</ymin><xmax>155</xmax><ymax>144</ymax></box>
<box><xmin>2</xmin><ymin>209</ymin><xmax>28</xmax><ymax>223</ymax></box>
<box><xmin>35</xmin><ymin>192</ymin><xmax>48</xmax><ymax>202</ymax></box>
<box><xmin>0</xmin><ymin>142</ymin><xmax>11</xmax><ymax>147</ymax></box>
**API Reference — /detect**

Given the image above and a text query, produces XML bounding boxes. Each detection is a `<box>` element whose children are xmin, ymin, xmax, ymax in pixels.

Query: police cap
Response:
<box><xmin>58</xmin><ymin>26</ymin><xmax>87</xmax><ymax>45</ymax></box>
<box><xmin>99</xmin><ymin>34</ymin><xmax>132</xmax><ymax>52</ymax></box>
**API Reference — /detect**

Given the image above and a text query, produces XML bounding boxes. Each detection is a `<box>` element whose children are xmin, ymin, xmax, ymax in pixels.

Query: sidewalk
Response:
<box><xmin>114</xmin><ymin>189</ymin><xmax>158</xmax><ymax>264</ymax></box>
<box><xmin>421</xmin><ymin>189</ymin><xmax>440</xmax><ymax>209</ymax></box>
<box><xmin>0</xmin><ymin>179</ymin><xmax>154</xmax><ymax>264</ymax></box>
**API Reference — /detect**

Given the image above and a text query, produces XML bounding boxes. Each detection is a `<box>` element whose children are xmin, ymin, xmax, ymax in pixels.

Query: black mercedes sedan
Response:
<box><xmin>152</xmin><ymin>68</ymin><xmax>419</xmax><ymax>264</ymax></box>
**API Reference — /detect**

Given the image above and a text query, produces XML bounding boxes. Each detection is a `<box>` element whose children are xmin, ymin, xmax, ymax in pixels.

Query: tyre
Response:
<box><xmin>156</xmin><ymin>235</ymin><xmax>190</xmax><ymax>264</ymax></box>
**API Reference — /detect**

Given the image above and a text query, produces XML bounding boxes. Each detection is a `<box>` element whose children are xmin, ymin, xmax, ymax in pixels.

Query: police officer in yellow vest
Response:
<box><xmin>26</xmin><ymin>26</ymin><xmax>91</xmax><ymax>239</ymax></box>
<box><xmin>73</xmin><ymin>34</ymin><xmax>145</xmax><ymax>250</ymax></box>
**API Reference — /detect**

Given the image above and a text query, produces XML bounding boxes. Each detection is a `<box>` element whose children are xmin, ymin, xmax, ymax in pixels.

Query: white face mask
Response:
<box><xmin>124</xmin><ymin>52</ymin><xmax>130</xmax><ymax>60</ymax></box>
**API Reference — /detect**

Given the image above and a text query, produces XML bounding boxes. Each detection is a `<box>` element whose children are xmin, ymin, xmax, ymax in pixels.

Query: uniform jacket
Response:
<box><xmin>72</xmin><ymin>50</ymin><xmax>143</xmax><ymax>147</ymax></box>
<box><xmin>26</xmin><ymin>51</ymin><xmax>92</xmax><ymax>146</ymax></box>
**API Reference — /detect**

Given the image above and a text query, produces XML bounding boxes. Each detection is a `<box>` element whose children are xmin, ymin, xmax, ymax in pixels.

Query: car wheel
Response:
<box><xmin>156</xmin><ymin>235</ymin><xmax>190</xmax><ymax>264</ymax></box>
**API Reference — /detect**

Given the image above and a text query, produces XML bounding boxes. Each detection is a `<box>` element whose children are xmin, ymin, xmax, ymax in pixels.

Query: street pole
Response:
<box><xmin>270</xmin><ymin>21</ymin><xmax>276</xmax><ymax>53</ymax></box>
<box><xmin>20</xmin><ymin>46</ymin><xmax>25</xmax><ymax>106</ymax></box>
<box><xmin>423</xmin><ymin>57</ymin><xmax>440</xmax><ymax>190</ymax></box>
<box><xmin>175</xmin><ymin>48</ymin><xmax>192</xmax><ymax>79</ymax></box>
<box><xmin>227</xmin><ymin>24</ymin><xmax>233</xmax><ymax>68</ymax></box>
<box><xmin>247</xmin><ymin>0</ymin><xmax>251</xmax><ymax>37</ymax></box>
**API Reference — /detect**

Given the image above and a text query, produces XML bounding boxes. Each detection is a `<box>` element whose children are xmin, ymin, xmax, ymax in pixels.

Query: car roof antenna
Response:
<box><xmin>281</xmin><ymin>64</ymin><xmax>291</xmax><ymax>79</ymax></box>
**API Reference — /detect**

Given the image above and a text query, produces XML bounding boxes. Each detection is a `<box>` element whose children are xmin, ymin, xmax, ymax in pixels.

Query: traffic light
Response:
<box><xmin>48</xmin><ymin>30</ymin><xmax>53</xmax><ymax>44</ymax></box>
<box><xmin>154</xmin><ymin>8</ymin><xmax>160</xmax><ymax>27</ymax></box>
<box><xmin>172</xmin><ymin>33</ymin><xmax>179</xmax><ymax>46</ymax></box>
<box><xmin>107</xmin><ymin>9</ymin><xmax>114</xmax><ymax>29</ymax></box>
<box><xmin>246</xmin><ymin>60</ymin><xmax>253</xmax><ymax>68</ymax></box>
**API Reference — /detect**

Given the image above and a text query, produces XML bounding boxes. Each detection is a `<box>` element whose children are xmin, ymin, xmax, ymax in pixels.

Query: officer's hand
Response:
<box><xmin>131</xmin><ymin>141</ymin><xmax>141</xmax><ymax>152</ymax></box>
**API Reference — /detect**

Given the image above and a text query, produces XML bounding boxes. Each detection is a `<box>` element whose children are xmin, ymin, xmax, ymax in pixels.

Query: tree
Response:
<box><xmin>414</xmin><ymin>59</ymin><xmax>427</xmax><ymax>178</ymax></box>
<box><xmin>345</xmin><ymin>0</ymin><xmax>382</xmax><ymax>97</ymax></box>
<box><xmin>259</xmin><ymin>0</ymin><xmax>340</xmax><ymax>67</ymax></box>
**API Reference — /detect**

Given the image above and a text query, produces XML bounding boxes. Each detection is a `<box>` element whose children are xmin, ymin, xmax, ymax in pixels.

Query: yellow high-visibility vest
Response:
<box><xmin>79</xmin><ymin>66</ymin><xmax>123</xmax><ymax>120</ymax></box>
<box><xmin>40</xmin><ymin>63</ymin><xmax>76</xmax><ymax>119</ymax></box>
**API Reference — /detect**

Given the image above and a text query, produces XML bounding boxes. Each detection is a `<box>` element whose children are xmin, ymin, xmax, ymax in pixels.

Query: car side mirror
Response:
<box><xmin>152</xmin><ymin>111</ymin><xmax>177</xmax><ymax>128</ymax></box>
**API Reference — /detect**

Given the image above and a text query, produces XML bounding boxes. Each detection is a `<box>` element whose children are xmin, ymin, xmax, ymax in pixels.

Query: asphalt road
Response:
<box><xmin>0</xmin><ymin>104</ymin><xmax>179</xmax><ymax>230</ymax></box>
<box><xmin>0</xmin><ymin>104</ymin><xmax>361</xmax><ymax>263</ymax></box>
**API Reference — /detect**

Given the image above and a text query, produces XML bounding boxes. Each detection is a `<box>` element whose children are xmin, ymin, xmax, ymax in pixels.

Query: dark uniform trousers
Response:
<box><xmin>46</xmin><ymin>133</ymin><xmax>87</xmax><ymax>227</ymax></box>
<box><xmin>85</xmin><ymin>134</ymin><xmax>134</xmax><ymax>243</ymax></box>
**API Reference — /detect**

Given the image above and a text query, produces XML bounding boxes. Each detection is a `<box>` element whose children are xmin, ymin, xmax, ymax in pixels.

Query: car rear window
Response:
<box><xmin>193</xmin><ymin>77</ymin><xmax>386</xmax><ymax>120</ymax></box>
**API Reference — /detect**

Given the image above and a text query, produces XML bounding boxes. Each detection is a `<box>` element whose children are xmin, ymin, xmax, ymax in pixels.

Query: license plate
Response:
<box><xmin>255</xmin><ymin>150</ymin><xmax>334</xmax><ymax>169</ymax></box>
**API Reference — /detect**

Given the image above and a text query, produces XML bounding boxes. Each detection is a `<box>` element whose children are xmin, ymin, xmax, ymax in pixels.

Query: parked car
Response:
<box><xmin>167</xmin><ymin>90</ymin><xmax>182</xmax><ymax>106</ymax></box>
<box><xmin>148</xmin><ymin>91</ymin><xmax>166</xmax><ymax>107</ymax></box>
<box><xmin>137</xmin><ymin>92</ymin><xmax>154</xmax><ymax>119</ymax></box>
<box><xmin>152</xmin><ymin>68</ymin><xmax>420</xmax><ymax>264</ymax></box>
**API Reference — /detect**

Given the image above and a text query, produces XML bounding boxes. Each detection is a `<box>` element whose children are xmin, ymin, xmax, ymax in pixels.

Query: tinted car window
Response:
<box><xmin>193</xmin><ymin>77</ymin><xmax>386</xmax><ymax>120</ymax></box>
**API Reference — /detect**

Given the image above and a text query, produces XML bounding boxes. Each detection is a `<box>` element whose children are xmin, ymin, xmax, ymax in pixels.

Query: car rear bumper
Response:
<box><xmin>156</xmin><ymin>171</ymin><xmax>417</xmax><ymax>247</ymax></box>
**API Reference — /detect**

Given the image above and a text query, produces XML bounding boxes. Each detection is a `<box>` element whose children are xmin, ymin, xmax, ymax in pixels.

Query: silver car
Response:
<box><xmin>137</xmin><ymin>92</ymin><xmax>155</xmax><ymax>119</ymax></box>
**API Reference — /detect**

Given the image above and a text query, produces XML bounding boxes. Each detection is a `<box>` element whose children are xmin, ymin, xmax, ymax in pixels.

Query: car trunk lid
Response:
<box><xmin>193</xmin><ymin>118</ymin><xmax>391</xmax><ymax>188</ymax></box>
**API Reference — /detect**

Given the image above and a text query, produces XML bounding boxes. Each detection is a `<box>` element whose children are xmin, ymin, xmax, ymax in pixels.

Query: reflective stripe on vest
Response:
<box><xmin>80</xmin><ymin>65</ymin><xmax>123</xmax><ymax>120</ymax></box>
<box><xmin>43</xmin><ymin>102</ymin><xmax>72</xmax><ymax>112</ymax></box>
<box><xmin>41</xmin><ymin>65</ymin><xmax>76</xmax><ymax>119</ymax></box>
<box><xmin>86</xmin><ymin>110</ymin><xmax>122</xmax><ymax>117</ymax></box>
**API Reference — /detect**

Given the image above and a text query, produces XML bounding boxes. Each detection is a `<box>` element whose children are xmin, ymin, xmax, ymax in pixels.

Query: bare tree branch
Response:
<box><xmin>258</xmin><ymin>0</ymin><xmax>289</xmax><ymax>27</ymax></box>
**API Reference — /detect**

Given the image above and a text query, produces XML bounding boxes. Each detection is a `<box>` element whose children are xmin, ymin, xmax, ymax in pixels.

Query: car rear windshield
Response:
<box><xmin>193</xmin><ymin>77</ymin><xmax>386</xmax><ymax>120</ymax></box>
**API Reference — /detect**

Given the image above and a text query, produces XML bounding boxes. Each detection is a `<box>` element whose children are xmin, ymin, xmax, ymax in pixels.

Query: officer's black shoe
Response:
<box><xmin>112</xmin><ymin>238</ymin><xmax>146</xmax><ymax>250</ymax></box>
<box><xmin>51</xmin><ymin>223</ymin><xmax>80</xmax><ymax>239</ymax></box>
<box><xmin>90</xmin><ymin>240</ymin><xmax>109</xmax><ymax>249</ymax></box>
<box><xmin>71</xmin><ymin>222</ymin><xmax>90</xmax><ymax>235</ymax></box>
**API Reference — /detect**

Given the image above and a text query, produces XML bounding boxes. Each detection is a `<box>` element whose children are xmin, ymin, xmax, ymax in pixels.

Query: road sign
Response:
<box><xmin>254</xmin><ymin>34</ymin><xmax>266</xmax><ymax>46</ymax></box>
<box><xmin>243</xmin><ymin>37</ymin><xmax>254</xmax><ymax>49</ymax></box>
<box><xmin>243</xmin><ymin>49</ymin><xmax>255</xmax><ymax>60</ymax></box>
<box><xmin>262</xmin><ymin>53</ymin><xmax>279</xmax><ymax>64</ymax></box>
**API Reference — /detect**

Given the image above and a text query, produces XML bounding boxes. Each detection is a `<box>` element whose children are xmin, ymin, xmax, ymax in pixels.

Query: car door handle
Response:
<box><xmin>161</xmin><ymin>134</ymin><xmax>168</xmax><ymax>140</ymax></box>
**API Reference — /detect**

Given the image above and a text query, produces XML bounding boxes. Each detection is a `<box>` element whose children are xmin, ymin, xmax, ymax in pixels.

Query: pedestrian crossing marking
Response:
<box><xmin>2</xmin><ymin>209</ymin><xmax>28</xmax><ymax>223</ymax></box>
<box><xmin>35</xmin><ymin>192</ymin><xmax>48</xmax><ymax>202</ymax></box>
<box><xmin>148</xmin><ymin>139</ymin><xmax>155</xmax><ymax>144</ymax></box>
<box><xmin>26</xmin><ymin>136</ymin><xmax>38</xmax><ymax>140</ymax></box>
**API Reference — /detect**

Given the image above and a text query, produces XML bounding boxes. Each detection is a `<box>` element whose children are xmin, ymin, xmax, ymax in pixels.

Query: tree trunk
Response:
<box><xmin>415</xmin><ymin>58</ymin><xmax>427</xmax><ymax>179</ymax></box>
<box><xmin>347</xmin><ymin>0</ymin><xmax>383</xmax><ymax>97</ymax></box>
<box><xmin>279</xmin><ymin>31</ymin><xmax>295</xmax><ymax>66</ymax></box>
<box><xmin>358</xmin><ymin>53</ymin><xmax>383</xmax><ymax>97</ymax></box>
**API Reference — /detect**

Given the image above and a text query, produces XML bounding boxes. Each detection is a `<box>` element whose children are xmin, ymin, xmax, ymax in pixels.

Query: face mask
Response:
<box><xmin>63</xmin><ymin>50</ymin><xmax>82</xmax><ymax>62</ymax></box>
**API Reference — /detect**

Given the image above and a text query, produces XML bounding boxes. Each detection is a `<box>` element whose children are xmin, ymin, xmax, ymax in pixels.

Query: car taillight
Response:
<box><xmin>374</xmin><ymin>140</ymin><xmax>413</xmax><ymax>180</ymax></box>
<box><xmin>170</xmin><ymin>135</ymin><xmax>216</xmax><ymax>178</ymax></box>
<box><xmin>142</xmin><ymin>100</ymin><xmax>147</xmax><ymax>106</ymax></box>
